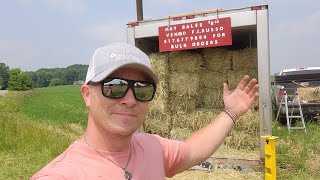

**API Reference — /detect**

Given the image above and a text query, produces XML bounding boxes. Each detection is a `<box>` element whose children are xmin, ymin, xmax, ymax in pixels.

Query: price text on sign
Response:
<box><xmin>158</xmin><ymin>17</ymin><xmax>232</xmax><ymax>52</ymax></box>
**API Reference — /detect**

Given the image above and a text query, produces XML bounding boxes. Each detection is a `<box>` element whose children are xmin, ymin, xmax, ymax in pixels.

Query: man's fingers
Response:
<box><xmin>252</xmin><ymin>92</ymin><xmax>259</xmax><ymax>102</ymax></box>
<box><xmin>244</xmin><ymin>79</ymin><xmax>258</xmax><ymax>94</ymax></box>
<box><xmin>236</xmin><ymin>75</ymin><xmax>249</xmax><ymax>90</ymax></box>
<box><xmin>248</xmin><ymin>84</ymin><xmax>259</xmax><ymax>98</ymax></box>
<box><xmin>223</xmin><ymin>83</ymin><xmax>230</xmax><ymax>97</ymax></box>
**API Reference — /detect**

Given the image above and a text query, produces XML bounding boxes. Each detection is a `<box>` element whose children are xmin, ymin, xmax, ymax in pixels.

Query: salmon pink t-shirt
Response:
<box><xmin>31</xmin><ymin>133</ymin><xmax>189</xmax><ymax>180</ymax></box>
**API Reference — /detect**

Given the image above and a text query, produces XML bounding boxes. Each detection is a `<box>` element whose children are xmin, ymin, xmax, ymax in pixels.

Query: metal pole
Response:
<box><xmin>256</xmin><ymin>8</ymin><xmax>272</xmax><ymax>160</ymax></box>
<box><xmin>136</xmin><ymin>0</ymin><xmax>143</xmax><ymax>21</ymax></box>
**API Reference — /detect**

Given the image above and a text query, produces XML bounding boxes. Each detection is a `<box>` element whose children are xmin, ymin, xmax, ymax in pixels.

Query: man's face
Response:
<box><xmin>86</xmin><ymin>68</ymin><xmax>151</xmax><ymax>136</ymax></box>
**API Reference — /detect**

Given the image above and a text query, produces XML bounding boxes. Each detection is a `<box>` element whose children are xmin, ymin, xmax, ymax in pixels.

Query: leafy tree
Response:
<box><xmin>49</xmin><ymin>78</ymin><xmax>64</xmax><ymax>86</ymax></box>
<box><xmin>37</xmin><ymin>70</ymin><xmax>53</xmax><ymax>87</ymax></box>
<box><xmin>8</xmin><ymin>68</ymin><xmax>33</xmax><ymax>91</ymax></box>
<box><xmin>25</xmin><ymin>71</ymin><xmax>39</xmax><ymax>87</ymax></box>
<box><xmin>23</xmin><ymin>64</ymin><xmax>88</xmax><ymax>87</ymax></box>
<box><xmin>65</xmin><ymin>68</ymin><xmax>78</xmax><ymax>84</ymax></box>
<box><xmin>0</xmin><ymin>63</ymin><xmax>10</xmax><ymax>90</ymax></box>
<box><xmin>66</xmin><ymin>64</ymin><xmax>88</xmax><ymax>83</ymax></box>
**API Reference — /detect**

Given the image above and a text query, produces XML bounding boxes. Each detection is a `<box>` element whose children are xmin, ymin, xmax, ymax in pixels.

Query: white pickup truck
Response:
<box><xmin>273</xmin><ymin>67</ymin><xmax>320</xmax><ymax>123</ymax></box>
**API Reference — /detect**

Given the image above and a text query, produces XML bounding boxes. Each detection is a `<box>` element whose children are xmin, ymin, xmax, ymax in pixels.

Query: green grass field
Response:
<box><xmin>19</xmin><ymin>86</ymin><xmax>88</xmax><ymax>125</ymax></box>
<box><xmin>273</xmin><ymin>122</ymin><xmax>320</xmax><ymax>179</ymax></box>
<box><xmin>0</xmin><ymin>85</ymin><xmax>319</xmax><ymax>179</ymax></box>
<box><xmin>0</xmin><ymin>85</ymin><xmax>86</xmax><ymax>179</ymax></box>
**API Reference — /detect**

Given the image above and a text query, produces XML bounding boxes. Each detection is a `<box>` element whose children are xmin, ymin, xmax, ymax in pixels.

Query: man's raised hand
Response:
<box><xmin>222</xmin><ymin>75</ymin><xmax>259</xmax><ymax>119</ymax></box>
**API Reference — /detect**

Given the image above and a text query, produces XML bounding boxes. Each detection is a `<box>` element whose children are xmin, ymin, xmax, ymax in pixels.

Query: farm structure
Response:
<box><xmin>127</xmin><ymin>5</ymin><xmax>271</xmax><ymax>165</ymax></box>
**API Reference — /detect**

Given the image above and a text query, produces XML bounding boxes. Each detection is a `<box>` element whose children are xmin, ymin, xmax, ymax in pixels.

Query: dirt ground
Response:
<box><xmin>167</xmin><ymin>169</ymin><xmax>263</xmax><ymax>180</ymax></box>
<box><xmin>0</xmin><ymin>90</ymin><xmax>8</xmax><ymax>96</ymax></box>
<box><xmin>166</xmin><ymin>145</ymin><xmax>263</xmax><ymax>179</ymax></box>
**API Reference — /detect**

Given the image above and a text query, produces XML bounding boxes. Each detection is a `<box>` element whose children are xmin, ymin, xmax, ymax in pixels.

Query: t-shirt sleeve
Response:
<box><xmin>30</xmin><ymin>152</ymin><xmax>77</xmax><ymax>180</ymax></box>
<box><xmin>30</xmin><ymin>166</ymin><xmax>75</xmax><ymax>180</ymax></box>
<box><xmin>31</xmin><ymin>173</ymin><xmax>68</xmax><ymax>180</ymax></box>
<box><xmin>152</xmin><ymin>134</ymin><xmax>190</xmax><ymax>177</ymax></box>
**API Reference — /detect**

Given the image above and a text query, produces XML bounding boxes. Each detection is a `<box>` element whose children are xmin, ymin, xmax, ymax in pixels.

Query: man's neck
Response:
<box><xmin>84</xmin><ymin>121</ymin><xmax>132</xmax><ymax>152</ymax></box>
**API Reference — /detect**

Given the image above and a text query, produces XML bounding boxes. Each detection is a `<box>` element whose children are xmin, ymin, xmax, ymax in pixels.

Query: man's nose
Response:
<box><xmin>119</xmin><ymin>88</ymin><xmax>137</xmax><ymax>106</ymax></box>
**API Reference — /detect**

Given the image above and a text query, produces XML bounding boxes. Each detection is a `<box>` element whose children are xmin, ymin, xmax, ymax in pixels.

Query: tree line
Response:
<box><xmin>0</xmin><ymin>63</ymin><xmax>88</xmax><ymax>91</ymax></box>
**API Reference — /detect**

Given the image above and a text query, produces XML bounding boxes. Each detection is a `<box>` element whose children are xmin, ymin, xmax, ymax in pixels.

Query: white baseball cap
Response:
<box><xmin>85</xmin><ymin>42</ymin><xmax>159</xmax><ymax>84</ymax></box>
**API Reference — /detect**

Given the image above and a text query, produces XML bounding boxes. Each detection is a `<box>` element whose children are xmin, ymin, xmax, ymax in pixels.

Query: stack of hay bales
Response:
<box><xmin>145</xmin><ymin>53</ymin><xmax>171</xmax><ymax>137</ymax></box>
<box><xmin>228</xmin><ymin>48</ymin><xmax>258</xmax><ymax>90</ymax></box>
<box><xmin>228</xmin><ymin>48</ymin><xmax>259</xmax><ymax>110</ymax></box>
<box><xmin>168</xmin><ymin>51</ymin><xmax>202</xmax><ymax>112</ymax></box>
<box><xmin>145</xmin><ymin>47</ymin><xmax>260</xmax><ymax>150</ymax></box>
<box><xmin>168</xmin><ymin>50</ymin><xmax>203</xmax><ymax>140</ymax></box>
<box><xmin>201</xmin><ymin>48</ymin><xmax>230</xmax><ymax>110</ymax></box>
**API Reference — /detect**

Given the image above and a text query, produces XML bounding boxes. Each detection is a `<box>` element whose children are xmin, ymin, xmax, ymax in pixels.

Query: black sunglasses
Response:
<box><xmin>100</xmin><ymin>77</ymin><xmax>156</xmax><ymax>101</ymax></box>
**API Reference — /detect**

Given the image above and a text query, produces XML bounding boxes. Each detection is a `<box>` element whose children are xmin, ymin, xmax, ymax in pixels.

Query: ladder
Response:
<box><xmin>276</xmin><ymin>91</ymin><xmax>307</xmax><ymax>133</ymax></box>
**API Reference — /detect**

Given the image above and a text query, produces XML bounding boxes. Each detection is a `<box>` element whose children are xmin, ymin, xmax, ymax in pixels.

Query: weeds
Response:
<box><xmin>0</xmin><ymin>86</ymin><xmax>85</xmax><ymax>179</ymax></box>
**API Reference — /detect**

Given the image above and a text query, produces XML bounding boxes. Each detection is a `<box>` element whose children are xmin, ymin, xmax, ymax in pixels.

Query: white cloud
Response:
<box><xmin>14</xmin><ymin>0</ymin><xmax>87</xmax><ymax>13</ymax></box>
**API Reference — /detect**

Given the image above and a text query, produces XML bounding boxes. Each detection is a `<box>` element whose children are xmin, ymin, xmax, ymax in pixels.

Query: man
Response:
<box><xmin>32</xmin><ymin>42</ymin><xmax>259</xmax><ymax>179</ymax></box>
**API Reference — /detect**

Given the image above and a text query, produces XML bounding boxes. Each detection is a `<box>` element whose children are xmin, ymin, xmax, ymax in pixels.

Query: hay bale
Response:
<box><xmin>198</xmin><ymin>88</ymin><xmax>224</xmax><ymax>110</ymax></box>
<box><xmin>170</xmin><ymin>127</ymin><xmax>193</xmax><ymax>141</ymax></box>
<box><xmin>227</xmin><ymin>69</ymin><xmax>258</xmax><ymax>90</ymax></box>
<box><xmin>148</xmin><ymin>53</ymin><xmax>170</xmax><ymax>115</ymax></box>
<box><xmin>144</xmin><ymin>114</ymin><xmax>171</xmax><ymax>138</ymax></box>
<box><xmin>198</xmin><ymin>70</ymin><xmax>226</xmax><ymax>110</ymax></box>
<box><xmin>236</xmin><ymin>109</ymin><xmax>260</xmax><ymax>132</ymax></box>
<box><xmin>149</xmin><ymin>52</ymin><xmax>169</xmax><ymax>78</ymax></box>
<box><xmin>149</xmin><ymin>52</ymin><xmax>170</xmax><ymax>99</ymax></box>
<box><xmin>148</xmin><ymin>93</ymin><xmax>167</xmax><ymax>116</ymax></box>
<box><xmin>224</xmin><ymin>110</ymin><xmax>260</xmax><ymax>150</ymax></box>
<box><xmin>169</xmin><ymin>51</ymin><xmax>203</xmax><ymax>73</ymax></box>
<box><xmin>297</xmin><ymin>87</ymin><xmax>320</xmax><ymax>102</ymax></box>
<box><xmin>202</xmin><ymin>47</ymin><xmax>231</xmax><ymax>72</ymax></box>
<box><xmin>231</xmin><ymin>48</ymin><xmax>257</xmax><ymax>70</ymax></box>
<box><xmin>227</xmin><ymin>69</ymin><xmax>259</xmax><ymax>110</ymax></box>
<box><xmin>171</xmin><ymin>110</ymin><xmax>220</xmax><ymax>131</ymax></box>
<box><xmin>200</xmin><ymin>71</ymin><xmax>227</xmax><ymax>89</ymax></box>
<box><xmin>225</xmin><ymin>129</ymin><xmax>260</xmax><ymax>150</ymax></box>
<box><xmin>148</xmin><ymin>80</ymin><xmax>169</xmax><ymax>115</ymax></box>
<box><xmin>169</xmin><ymin>73</ymin><xmax>199</xmax><ymax>97</ymax></box>
<box><xmin>169</xmin><ymin>93</ymin><xmax>198</xmax><ymax>113</ymax></box>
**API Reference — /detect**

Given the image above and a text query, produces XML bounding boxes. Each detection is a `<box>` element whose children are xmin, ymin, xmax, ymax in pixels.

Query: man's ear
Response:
<box><xmin>81</xmin><ymin>84</ymin><xmax>91</xmax><ymax>108</ymax></box>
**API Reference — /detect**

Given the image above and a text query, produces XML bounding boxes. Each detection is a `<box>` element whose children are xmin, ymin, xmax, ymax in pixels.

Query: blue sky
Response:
<box><xmin>0</xmin><ymin>0</ymin><xmax>319</xmax><ymax>74</ymax></box>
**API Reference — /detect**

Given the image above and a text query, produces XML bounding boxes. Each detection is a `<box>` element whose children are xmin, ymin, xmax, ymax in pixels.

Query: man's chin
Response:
<box><xmin>113</xmin><ymin>126</ymin><xmax>139</xmax><ymax>136</ymax></box>
<box><xmin>116</xmin><ymin>131</ymin><xmax>136</xmax><ymax>138</ymax></box>
<box><xmin>109</xmin><ymin>116</ymin><xmax>142</xmax><ymax>135</ymax></box>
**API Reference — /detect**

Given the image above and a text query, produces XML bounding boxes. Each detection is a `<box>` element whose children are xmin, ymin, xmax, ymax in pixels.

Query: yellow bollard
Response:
<box><xmin>261</xmin><ymin>136</ymin><xmax>278</xmax><ymax>180</ymax></box>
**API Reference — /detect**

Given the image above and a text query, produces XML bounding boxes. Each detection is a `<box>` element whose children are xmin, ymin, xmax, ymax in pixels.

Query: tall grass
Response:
<box><xmin>0</xmin><ymin>86</ymin><xmax>86</xmax><ymax>179</ymax></box>
<box><xmin>273</xmin><ymin>121</ymin><xmax>320</xmax><ymax>179</ymax></box>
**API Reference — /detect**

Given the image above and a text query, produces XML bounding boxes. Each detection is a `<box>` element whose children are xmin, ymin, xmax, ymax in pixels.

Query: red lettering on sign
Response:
<box><xmin>158</xmin><ymin>17</ymin><xmax>232</xmax><ymax>52</ymax></box>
